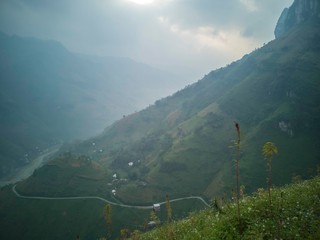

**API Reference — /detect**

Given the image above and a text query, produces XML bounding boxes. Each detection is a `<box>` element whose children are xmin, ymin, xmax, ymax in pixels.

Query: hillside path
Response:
<box><xmin>12</xmin><ymin>185</ymin><xmax>210</xmax><ymax>209</ymax></box>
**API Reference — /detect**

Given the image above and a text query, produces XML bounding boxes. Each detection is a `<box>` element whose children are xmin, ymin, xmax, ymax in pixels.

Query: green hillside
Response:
<box><xmin>65</xmin><ymin>18</ymin><xmax>320</xmax><ymax>203</ymax></box>
<box><xmin>0</xmin><ymin>153</ymin><xmax>207</xmax><ymax>239</ymax></box>
<box><xmin>138</xmin><ymin>175</ymin><xmax>320</xmax><ymax>240</ymax></box>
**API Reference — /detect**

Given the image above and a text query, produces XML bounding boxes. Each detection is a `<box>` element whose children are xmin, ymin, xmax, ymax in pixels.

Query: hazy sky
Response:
<box><xmin>0</xmin><ymin>0</ymin><xmax>293</xmax><ymax>82</ymax></box>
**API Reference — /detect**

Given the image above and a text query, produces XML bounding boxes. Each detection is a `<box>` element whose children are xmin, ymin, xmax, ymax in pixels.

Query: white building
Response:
<box><xmin>153</xmin><ymin>203</ymin><xmax>160</xmax><ymax>211</ymax></box>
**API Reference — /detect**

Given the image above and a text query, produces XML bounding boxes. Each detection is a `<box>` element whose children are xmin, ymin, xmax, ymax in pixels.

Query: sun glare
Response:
<box><xmin>127</xmin><ymin>0</ymin><xmax>155</xmax><ymax>5</ymax></box>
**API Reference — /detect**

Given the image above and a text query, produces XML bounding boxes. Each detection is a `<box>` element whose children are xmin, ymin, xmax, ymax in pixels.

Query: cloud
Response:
<box><xmin>158</xmin><ymin>16</ymin><xmax>257</xmax><ymax>55</ymax></box>
<box><xmin>239</xmin><ymin>0</ymin><xmax>258</xmax><ymax>12</ymax></box>
<box><xmin>154</xmin><ymin>15</ymin><xmax>260</xmax><ymax>79</ymax></box>
<box><xmin>0</xmin><ymin>0</ymin><xmax>294</xmax><ymax>82</ymax></box>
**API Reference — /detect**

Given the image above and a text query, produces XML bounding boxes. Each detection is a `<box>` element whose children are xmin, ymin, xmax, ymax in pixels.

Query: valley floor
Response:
<box><xmin>0</xmin><ymin>146</ymin><xmax>60</xmax><ymax>187</ymax></box>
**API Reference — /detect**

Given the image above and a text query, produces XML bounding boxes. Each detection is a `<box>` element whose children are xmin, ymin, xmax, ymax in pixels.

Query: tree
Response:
<box><xmin>120</xmin><ymin>229</ymin><xmax>130</xmax><ymax>239</ymax></box>
<box><xmin>262</xmin><ymin>141</ymin><xmax>278</xmax><ymax>205</ymax></box>
<box><xmin>150</xmin><ymin>209</ymin><xmax>160</xmax><ymax>226</ymax></box>
<box><xmin>103</xmin><ymin>204</ymin><xmax>112</xmax><ymax>238</ymax></box>
<box><xmin>165</xmin><ymin>194</ymin><xmax>172</xmax><ymax>223</ymax></box>
<box><xmin>130</xmin><ymin>230</ymin><xmax>141</xmax><ymax>240</ymax></box>
<box><xmin>234</xmin><ymin>122</ymin><xmax>241</xmax><ymax>223</ymax></box>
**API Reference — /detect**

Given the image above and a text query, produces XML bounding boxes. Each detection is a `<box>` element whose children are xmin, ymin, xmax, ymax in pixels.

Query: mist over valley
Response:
<box><xmin>1</xmin><ymin>0</ymin><xmax>320</xmax><ymax>239</ymax></box>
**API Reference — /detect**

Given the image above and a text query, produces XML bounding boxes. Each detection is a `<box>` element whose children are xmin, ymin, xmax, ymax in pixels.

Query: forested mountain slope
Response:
<box><xmin>68</xmin><ymin>4</ymin><xmax>320</xmax><ymax>202</ymax></box>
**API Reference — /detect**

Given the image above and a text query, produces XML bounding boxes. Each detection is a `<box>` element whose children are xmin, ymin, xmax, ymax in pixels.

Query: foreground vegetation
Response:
<box><xmin>135</xmin><ymin>176</ymin><xmax>320</xmax><ymax>240</ymax></box>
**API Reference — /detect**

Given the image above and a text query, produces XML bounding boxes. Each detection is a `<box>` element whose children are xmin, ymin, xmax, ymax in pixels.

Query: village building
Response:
<box><xmin>153</xmin><ymin>203</ymin><xmax>160</xmax><ymax>211</ymax></box>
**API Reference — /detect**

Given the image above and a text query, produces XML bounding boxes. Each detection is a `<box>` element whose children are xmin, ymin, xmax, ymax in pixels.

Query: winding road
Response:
<box><xmin>9</xmin><ymin>145</ymin><xmax>210</xmax><ymax>209</ymax></box>
<box><xmin>12</xmin><ymin>185</ymin><xmax>210</xmax><ymax>209</ymax></box>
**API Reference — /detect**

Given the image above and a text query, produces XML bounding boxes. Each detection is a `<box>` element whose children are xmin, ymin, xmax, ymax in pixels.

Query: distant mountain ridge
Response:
<box><xmin>0</xmin><ymin>32</ymin><xmax>184</xmax><ymax>178</ymax></box>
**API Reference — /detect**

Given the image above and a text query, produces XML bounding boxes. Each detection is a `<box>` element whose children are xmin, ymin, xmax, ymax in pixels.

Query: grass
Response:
<box><xmin>137</xmin><ymin>175</ymin><xmax>320</xmax><ymax>240</ymax></box>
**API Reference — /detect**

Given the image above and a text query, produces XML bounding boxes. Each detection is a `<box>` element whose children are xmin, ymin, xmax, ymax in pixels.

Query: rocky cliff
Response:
<box><xmin>275</xmin><ymin>0</ymin><xmax>320</xmax><ymax>38</ymax></box>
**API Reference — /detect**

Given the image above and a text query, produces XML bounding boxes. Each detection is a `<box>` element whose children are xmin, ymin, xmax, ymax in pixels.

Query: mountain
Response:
<box><xmin>0</xmin><ymin>32</ymin><xmax>184</xmax><ymax>178</ymax></box>
<box><xmin>62</xmin><ymin>0</ymin><xmax>320</xmax><ymax>201</ymax></box>
<box><xmin>0</xmin><ymin>0</ymin><xmax>319</xmax><ymax>239</ymax></box>
<box><xmin>275</xmin><ymin>0</ymin><xmax>320</xmax><ymax>38</ymax></box>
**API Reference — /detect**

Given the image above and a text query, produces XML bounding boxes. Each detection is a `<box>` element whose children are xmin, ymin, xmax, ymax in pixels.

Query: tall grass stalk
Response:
<box><xmin>234</xmin><ymin>122</ymin><xmax>241</xmax><ymax>224</ymax></box>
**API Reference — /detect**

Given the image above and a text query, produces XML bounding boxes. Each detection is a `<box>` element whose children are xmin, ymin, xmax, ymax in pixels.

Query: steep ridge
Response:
<box><xmin>275</xmin><ymin>0</ymin><xmax>320</xmax><ymax>38</ymax></box>
<box><xmin>65</xmin><ymin>0</ymin><xmax>320</xmax><ymax>202</ymax></box>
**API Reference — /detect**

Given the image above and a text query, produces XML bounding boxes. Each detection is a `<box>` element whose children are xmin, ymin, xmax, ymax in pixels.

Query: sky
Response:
<box><xmin>0</xmin><ymin>0</ymin><xmax>294</xmax><ymax>83</ymax></box>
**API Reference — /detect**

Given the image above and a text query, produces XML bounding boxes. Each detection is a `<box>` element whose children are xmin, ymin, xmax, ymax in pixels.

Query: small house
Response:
<box><xmin>153</xmin><ymin>203</ymin><xmax>160</xmax><ymax>211</ymax></box>
<box><xmin>148</xmin><ymin>221</ymin><xmax>157</xmax><ymax>229</ymax></box>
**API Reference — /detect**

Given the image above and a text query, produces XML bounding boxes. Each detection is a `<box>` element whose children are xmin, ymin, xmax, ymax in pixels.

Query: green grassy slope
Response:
<box><xmin>139</xmin><ymin>175</ymin><xmax>320</xmax><ymax>240</ymax></box>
